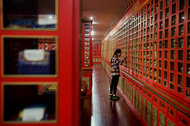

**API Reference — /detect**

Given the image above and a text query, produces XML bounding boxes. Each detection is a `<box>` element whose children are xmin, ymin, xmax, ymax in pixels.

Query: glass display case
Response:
<box><xmin>3</xmin><ymin>83</ymin><xmax>57</xmax><ymax>122</ymax></box>
<box><xmin>0</xmin><ymin>0</ymin><xmax>80</xmax><ymax>125</ymax></box>
<box><xmin>82</xmin><ymin>21</ymin><xmax>92</xmax><ymax>68</ymax></box>
<box><xmin>3</xmin><ymin>0</ymin><xmax>57</xmax><ymax>29</ymax></box>
<box><xmin>81</xmin><ymin>19</ymin><xmax>93</xmax><ymax>95</ymax></box>
<box><xmin>93</xmin><ymin>43</ymin><xmax>101</xmax><ymax>64</ymax></box>
<box><xmin>3</xmin><ymin>37</ymin><xmax>57</xmax><ymax>76</ymax></box>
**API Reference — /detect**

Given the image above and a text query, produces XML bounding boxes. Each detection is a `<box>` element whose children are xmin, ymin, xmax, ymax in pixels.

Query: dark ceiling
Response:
<box><xmin>82</xmin><ymin>0</ymin><xmax>125</xmax><ymax>41</ymax></box>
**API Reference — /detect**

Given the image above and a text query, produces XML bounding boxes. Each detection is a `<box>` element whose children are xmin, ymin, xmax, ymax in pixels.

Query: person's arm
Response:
<box><xmin>120</xmin><ymin>56</ymin><xmax>127</xmax><ymax>65</ymax></box>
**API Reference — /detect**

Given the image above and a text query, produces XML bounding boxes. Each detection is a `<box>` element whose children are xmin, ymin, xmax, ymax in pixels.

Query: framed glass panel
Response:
<box><xmin>144</xmin><ymin>6</ymin><xmax>147</xmax><ymax>12</ymax></box>
<box><xmin>172</xmin><ymin>0</ymin><xmax>176</xmax><ymax>2</ymax></box>
<box><xmin>3</xmin><ymin>37</ymin><xmax>57</xmax><ymax>76</ymax></box>
<box><xmin>177</xmin><ymin>87</ymin><xmax>183</xmax><ymax>94</ymax></box>
<box><xmin>159</xmin><ymin>69</ymin><xmax>161</xmax><ymax>77</ymax></box>
<box><xmin>159</xmin><ymin>41</ymin><xmax>163</xmax><ymax>49</ymax></box>
<box><xmin>179</xmin><ymin>12</ymin><xmax>185</xmax><ymax>23</ymax></box>
<box><xmin>187</xmin><ymin>77</ymin><xmax>190</xmax><ymax>88</ymax></box>
<box><xmin>165</xmin><ymin>8</ymin><xmax>169</xmax><ymax>17</ymax></box>
<box><xmin>164</xmin><ymin>81</ymin><xmax>168</xmax><ymax>87</ymax></box>
<box><xmin>150</xmin><ymin>59</ymin><xmax>153</xmax><ymax>66</ymax></box>
<box><xmin>187</xmin><ymin>64</ymin><xmax>190</xmax><ymax>75</ymax></box>
<box><xmin>154</xmin><ymin>51</ymin><xmax>157</xmax><ymax>58</ymax></box>
<box><xmin>188</xmin><ymin>8</ymin><xmax>190</xmax><ymax>20</ymax></box>
<box><xmin>165</xmin><ymin>29</ymin><xmax>168</xmax><ymax>38</ymax></box>
<box><xmin>154</xmin><ymin>69</ymin><xmax>157</xmax><ymax>76</ymax></box>
<box><xmin>160</xmin><ymin>11</ymin><xmax>163</xmax><ymax>20</ymax></box>
<box><xmin>154</xmin><ymin>32</ymin><xmax>157</xmax><ymax>40</ymax></box>
<box><xmin>170</xmin><ymin>84</ymin><xmax>174</xmax><ymax>90</ymax></box>
<box><xmin>186</xmin><ymin>90</ymin><xmax>190</xmax><ymax>98</ymax></box>
<box><xmin>188</xmin><ymin>23</ymin><xmax>190</xmax><ymax>34</ymax></box>
<box><xmin>166</xmin><ymin>0</ymin><xmax>169</xmax><ymax>6</ymax></box>
<box><xmin>171</xmin><ymin>27</ymin><xmax>176</xmax><ymax>37</ymax></box>
<box><xmin>178</xmin><ymin>75</ymin><xmax>183</xmax><ymax>85</ymax></box>
<box><xmin>154</xmin><ymin>42</ymin><xmax>157</xmax><ymax>49</ymax></box>
<box><xmin>170</xmin><ymin>62</ymin><xmax>174</xmax><ymax>71</ymax></box>
<box><xmin>3</xmin><ymin>83</ymin><xmax>57</xmax><ymax>122</ymax></box>
<box><xmin>178</xmin><ymin>50</ymin><xmax>183</xmax><ymax>60</ymax></box>
<box><xmin>147</xmin><ymin>19</ymin><xmax>150</xmax><ymax>26</ymax></box>
<box><xmin>159</xmin><ymin>31</ymin><xmax>162</xmax><ymax>39</ymax></box>
<box><xmin>159</xmin><ymin>112</ymin><xmax>166</xmax><ymax>126</ymax></box>
<box><xmin>159</xmin><ymin>51</ymin><xmax>162</xmax><ymax>58</ymax></box>
<box><xmin>178</xmin><ymin>37</ymin><xmax>184</xmax><ymax>48</ymax></box>
<box><xmin>159</xmin><ymin>21</ymin><xmax>163</xmax><ymax>29</ymax></box>
<box><xmin>171</xmin><ymin>15</ymin><xmax>176</xmax><ymax>25</ymax></box>
<box><xmin>147</xmin><ymin>4</ymin><xmax>150</xmax><ymax>10</ymax></box>
<box><xmin>164</xmin><ymin>61</ymin><xmax>168</xmax><ymax>69</ymax></box>
<box><xmin>3</xmin><ymin>0</ymin><xmax>57</xmax><ymax>29</ymax></box>
<box><xmin>164</xmin><ymin>51</ymin><xmax>168</xmax><ymax>59</ymax></box>
<box><xmin>150</xmin><ymin>68</ymin><xmax>153</xmax><ymax>74</ymax></box>
<box><xmin>164</xmin><ymin>71</ymin><xmax>167</xmax><ymax>79</ymax></box>
<box><xmin>178</xmin><ymin>62</ymin><xmax>183</xmax><ymax>73</ymax></box>
<box><xmin>155</xmin><ymin>5</ymin><xmax>158</xmax><ymax>13</ymax></box>
<box><xmin>172</xmin><ymin>4</ymin><xmax>176</xmax><ymax>14</ymax></box>
<box><xmin>160</xmin><ymin>1</ymin><xmax>163</xmax><ymax>10</ymax></box>
<box><xmin>155</xmin><ymin>0</ymin><xmax>158</xmax><ymax>4</ymax></box>
<box><xmin>165</xmin><ymin>18</ymin><xmax>169</xmax><ymax>28</ymax></box>
<box><xmin>150</xmin><ymin>25</ymin><xmax>153</xmax><ymax>35</ymax></box>
<box><xmin>151</xmin><ymin>0</ymin><xmax>154</xmax><ymax>7</ymax></box>
<box><xmin>179</xmin><ymin>0</ymin><xmax>185</xmax><ymax>10</ymax></box>
<box><xmin>155</xmin><ymin>23</ymin><xmax>158</xmax><ymax>31</ymax></box>
<box><xmin>159</xmin><ymin>60</ymin><xmax>162</xmax><ymax>68</ymax></box>
<box><xmin>170</xmin><ymin>73</ymin><xmax>174</xmax><ymax>82</ymax></box>
<box><xmin>164</xmin><ymin>40</ymin><xmax>168</xmax><ymax>48</ymax></box>
<box><xmin>170</xmin><ymin>50</ymin><xmax>175</xmax><ymax>59</ymax></box>
<box><xmin>151</xmin><ymin>17</ymin><xmax>153</xmax><ymax>24</ymax></box>
<box><xmin>154</xmin><ymin>60</ymin><xmax>157</xmax><ymax>67</ymax></box>
<box><xmin>187</xmin><ymin>50</ymin><xmax>190</xmax><ymax>61</ymax></box>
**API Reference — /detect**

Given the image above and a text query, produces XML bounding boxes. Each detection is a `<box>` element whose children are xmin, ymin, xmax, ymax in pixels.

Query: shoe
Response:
<box><xmin>112</xmin><ymin>95</ymin><xmax>120</xmax><ymax>100</ymax></box>
<box><xmin>109</xmin><ymin>94</ymin><xmax>113</xmax><ymax>99</ymax></box>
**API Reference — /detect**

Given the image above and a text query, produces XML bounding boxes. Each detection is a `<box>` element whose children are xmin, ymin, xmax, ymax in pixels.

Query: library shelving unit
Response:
<box><xmin>80</xmin><ymin>19</ymin><xmax>93</xmax><ymax>125</ymax></box>
<box><xmin>0</xmin><ymin>0</ymin><xmax>80</xmax><ymax>126</ymax></box>
<box><xmin>92</xmin><ymin>41</ymin><xmax>101</xmax><ymax>64</ymax></box>
<box><xmin>101</xmin><ymin>0</ymin><xmax>190</xmax><ymax>125</ymax></box>
<box><xmin>81</xmin><ymin>19</ymin><xmax>93</xmax><ymax>95</ymax></box>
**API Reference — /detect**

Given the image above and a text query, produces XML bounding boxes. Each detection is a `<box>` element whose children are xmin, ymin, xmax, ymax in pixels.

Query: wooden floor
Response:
<box><xmin>91</xmin><ymin>64</ymin><xmax>143</xmax><ymax>126</ymax></box>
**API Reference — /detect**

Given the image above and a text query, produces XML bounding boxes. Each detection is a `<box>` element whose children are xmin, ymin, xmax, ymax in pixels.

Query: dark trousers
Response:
<box><xmin>110</xmin><ymin>75</ymin><xmax>120</xmax><ymax>95</ymax></box>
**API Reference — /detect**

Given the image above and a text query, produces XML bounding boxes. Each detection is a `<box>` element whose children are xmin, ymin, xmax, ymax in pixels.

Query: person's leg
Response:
<box><xmin>110</xmin><ymin>76</ymin><xmax>116</xmax><ymax>95</ymax></box>
<box><xmin>113</xmin><ymin>75</ymin><xmax>119</xmax><ymax>95</ymax></box>
<box><xmin>111</xmin><ymin>75</ymin><xmax>120</xmax><ymax>99</ymax></box>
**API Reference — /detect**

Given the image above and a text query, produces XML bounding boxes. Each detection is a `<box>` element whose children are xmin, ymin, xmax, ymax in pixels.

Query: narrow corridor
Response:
<box><xmin>91</xmin><ymin>64</ymin><xmax>142</xmax><ymax>126</ymax></box>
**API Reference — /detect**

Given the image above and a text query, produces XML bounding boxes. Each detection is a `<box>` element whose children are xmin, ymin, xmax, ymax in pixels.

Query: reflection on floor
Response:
<box><xmin>91</xmin><ymin>64</ymin><xmax>142</xmax><ymax>126</ymax></box>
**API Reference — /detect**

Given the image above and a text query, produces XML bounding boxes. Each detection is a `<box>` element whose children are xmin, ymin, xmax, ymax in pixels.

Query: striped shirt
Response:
<box><xmin>111</xmin><ymin>55</ymin><xmax>126</xmax><ymax>76</ymax></box>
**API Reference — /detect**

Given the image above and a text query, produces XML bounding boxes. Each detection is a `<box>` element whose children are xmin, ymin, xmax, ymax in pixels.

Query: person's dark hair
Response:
<box><xmin>113</xmin><ymin>49</ymin><xmax>121</xmax><ymax>56</ymax></box>
<box><xmin>111</xmin><ymin>49</ymin><xmax>121</xmax><ymax>63</ymax></box>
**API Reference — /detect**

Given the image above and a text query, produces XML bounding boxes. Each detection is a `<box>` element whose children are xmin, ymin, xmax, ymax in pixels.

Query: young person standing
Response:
<box><xmin>110</xmin><ymin>49</ymin><xmax>126</xmax><ymax>100</ymax></box>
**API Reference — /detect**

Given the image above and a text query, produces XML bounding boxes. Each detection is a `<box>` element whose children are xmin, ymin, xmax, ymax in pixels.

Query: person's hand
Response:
<box><xmin>118</xmin><ymin>57</ymin><xmax>122</xmax><ymax>61</ymax></box>
<box><xmin>123</xmin><ymin>56</ymin><xmax>127</xmax><ymax>60</ymax></box>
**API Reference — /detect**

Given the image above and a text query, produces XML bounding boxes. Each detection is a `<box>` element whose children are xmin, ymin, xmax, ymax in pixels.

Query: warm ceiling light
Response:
<box><xmin>90</xmin><ymin>16</ymin><xmax>93</xmax><ymax>20</ymax></box>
